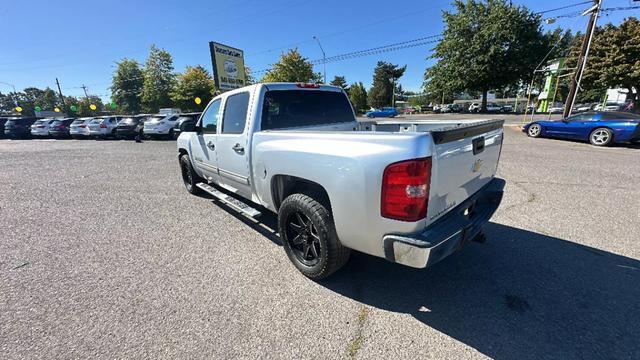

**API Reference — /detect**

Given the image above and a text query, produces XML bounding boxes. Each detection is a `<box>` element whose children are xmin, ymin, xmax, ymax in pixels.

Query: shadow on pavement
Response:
<box><xmin>211</xmin><ymin>200</ymin><xmax>639</xmax><ymax>359</ymax></box>
<box><xmin>318</xmin><ymin>222</ymin><xmax>640</xmax><ymax>359</ymax></box>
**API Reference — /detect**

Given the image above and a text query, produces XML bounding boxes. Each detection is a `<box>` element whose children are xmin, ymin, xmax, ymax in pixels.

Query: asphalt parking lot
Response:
<box><xmin>1</xmin><ymin>129</ymin><xmax>639</xmax><ymax>359</ymax></box>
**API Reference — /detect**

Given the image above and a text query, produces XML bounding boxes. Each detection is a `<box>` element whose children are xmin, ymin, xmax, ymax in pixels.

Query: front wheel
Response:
<box><xmin>589</xmin><ymin>127</ymin><xmax>613</xmax><ymax>146</ymax></box>
<box><xmin>179</xmin><ymin>154</ymin><xmax>202</xmax><ymax>194</ymax></box>
<box><xmin>278</xmin><ymin>193</ymin><xmax>350</xmax><ymax>279</ymax></box>
<box><xmin>527</xmin><ymin>123</ymin><xmax>542</xmax><ymax>138</ymax></box>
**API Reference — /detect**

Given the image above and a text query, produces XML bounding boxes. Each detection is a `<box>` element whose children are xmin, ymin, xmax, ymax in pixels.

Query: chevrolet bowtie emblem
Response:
<box><xmin>472</xmin><ymin>159</ymin><xmax>484</xmax><ymax>173</ymax></box>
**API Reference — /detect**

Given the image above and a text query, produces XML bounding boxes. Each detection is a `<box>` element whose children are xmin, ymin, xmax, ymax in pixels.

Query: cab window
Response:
<box><xmin>222</xmin><ymin>92</ymin><xmax>250</xmax><ymax>134</ymax></box>
<box><xmin>201</xmin><ymin>99</ymin><xmax>221</xmax><ymax>134</ymax></box>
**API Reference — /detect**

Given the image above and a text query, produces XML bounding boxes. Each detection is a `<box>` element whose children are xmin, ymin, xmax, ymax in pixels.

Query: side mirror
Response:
<box><xmin>183</xmin><ymin>122</ymin><xmax>197</xmax><ymax>132</ymax></box>
<box><xmin>562</xmin><ymin>119</ymin><xmax>570</xmax><ymax>123</ymax></box>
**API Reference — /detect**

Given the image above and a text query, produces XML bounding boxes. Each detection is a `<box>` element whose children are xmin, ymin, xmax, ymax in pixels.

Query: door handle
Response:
<box><xmin>207</xmin><ymin>141</ymin><xmax>215</xmax><ymax>150</ymax></box>
<box><xmin>232</xmin><ymin>143</ymin><xmax>244</xmax><ymax>153</ymax></box>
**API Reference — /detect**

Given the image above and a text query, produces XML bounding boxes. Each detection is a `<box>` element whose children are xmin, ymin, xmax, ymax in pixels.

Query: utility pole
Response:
<box><xmin>81</xmin><ymin>84</ymin><xmax>89</xmax><ymax>98</ymax></box>
<box><xmin>55</xmin><ymin>78</ymin><xmax>67</xmax><ymax>112</ymax></box>
<box><xmin>313</xmin><ymin>36</ymin><xmax>326</xmax><ymax>84</ymax></box>
<box><xmin>563</xmin><ymin>0</ymin><xmax>601</xmax><ymax>119</ymax></box>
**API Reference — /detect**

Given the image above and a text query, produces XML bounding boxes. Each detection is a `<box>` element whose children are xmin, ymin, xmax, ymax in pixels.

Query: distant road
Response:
<box><xmin>359</xmin><ymin>113</ymin><xmax>562</xmax><ymax>125</ymax></box>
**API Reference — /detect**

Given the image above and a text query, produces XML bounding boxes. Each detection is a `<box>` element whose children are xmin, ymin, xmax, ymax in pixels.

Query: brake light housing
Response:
<box><xmin>381</xmin><ymin>157</ymin><xmax>432</xmax><ymax>222</ymax></box>
<box><xmin>99</xmin><ymin>123</ymin><xmax>107</xmax><ymax>128</ymax></box>
<box><xmin>296</xmin><ymin>83</ymin><xmax>321</xmax><ymax>88</ymax></box>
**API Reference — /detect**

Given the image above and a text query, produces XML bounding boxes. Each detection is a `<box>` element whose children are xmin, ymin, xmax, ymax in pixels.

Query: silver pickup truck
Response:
<box><xmin>177</xmin><ymin>83</ymin><xmax>505</xmax><ymax>279</ymax></box>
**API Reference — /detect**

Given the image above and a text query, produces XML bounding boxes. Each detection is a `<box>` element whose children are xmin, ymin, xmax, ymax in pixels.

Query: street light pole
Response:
<box><xmin>313</xmin><ymin>36</ymin><xmax>326</xmax><ymax>84</ymax></box>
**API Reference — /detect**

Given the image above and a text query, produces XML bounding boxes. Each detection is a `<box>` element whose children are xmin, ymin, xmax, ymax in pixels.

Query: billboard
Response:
<box><xmin>209</xmin><ymin>42</ymin><xmax>246</xmax><ymax>91</ymax></box>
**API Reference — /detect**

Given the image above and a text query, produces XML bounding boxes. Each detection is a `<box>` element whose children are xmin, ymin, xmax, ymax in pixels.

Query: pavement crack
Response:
<box><xmin>346</xmin><ymin>305</ymin><xmax>369</xmax><ymax>359</ymax></box>
<box><xmin>501</xmin><ymin>181</ymin><xmax>537</xmax><ymax>212</ymax></box>
<box><xmin>11</xmin><ymin>261</ymin><xmax>30</xmax><ymax>270</ymax></box>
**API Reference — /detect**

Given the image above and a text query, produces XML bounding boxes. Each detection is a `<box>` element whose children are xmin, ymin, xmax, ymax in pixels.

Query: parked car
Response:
<box><xmin>0</xmin><ymin>117</ymin><xmax>9</xmax><ymax>138</ymax></box>
<box><xmin>441</xmin><ymin>104</ymin><xmax>462</xmax><ymax>113</ymax></box>
<box><xmin>365</xmin><ymin>107</ymin><xmax>398</xmax><ymax>118</ymax></box>
<box><xmin>501</xmin><ymin>104</ymin><xmax>513</xmax><ymax>113</ymax></box>
<box><xmin>171</xmin><ymin>112</ymin><xmax>201</xmax><ymax>140</ymax></box>
<box><xmin>4</xmin><ymin>117</ymin><xmax>38</xmax><ymax>138</ymax></box>
<box><xmin>469</xmin><ymin>103</ymin><xmax>503</xmax><ymax>113</ymax></box>
<box><xmin>69</xmin><ymin>117</ymin><xmax>94</xmax><ymax>138</ymax></box>
<box><xmin>143</xmin><ymin>113</ymin><xmax>182</xmax><ymax>138</ymax></box>
<box><xmin>30</xmin><ymin>118</ymin><xmax>57</xmax><ymax>137</ymax></box>
<box><xmin>593</xmin><ymin>102</ymin><xmax>623</xmax><ymax>112</ymax></box>
<box><xmin>433</xmin><ymin>104</ymin><xmax>443</xmax><ymax>113</ymax></box>
<box><xmin>88</xmin><ymin>116</ymin><xmax>121</xmax><ymax>138</ymax></box>
<box><xmin>573</xmin><ymin>104</ymin><xmax>593</xmax><ymax>113</ymax></box>
<box><xmin>177</xmin><ymin>83</ymin><xmax>505</xmax><ymax>279</ymax></box>
<box><xmin>547</xmin><ymin>106</ymin><xmax>565</xmax><ymax>114</ymax></box>
<box><xmin>115</xmin><ymin>115</ymin><xmax>148</xmax><ymax>139</ymax></box>
<box><xmin>48</xmin><ymin>118</ymin><xmax>75</xmax><ymax>138</ymax></box>
<box><xmin>523</xmin><ymin>111</ymin><xmax>640</xmax><ymax>146</ymax></box>
<box><xmin>403</xmin><ymin>107</ymin><xmax>418</xmax><ymax>115</ymax></box>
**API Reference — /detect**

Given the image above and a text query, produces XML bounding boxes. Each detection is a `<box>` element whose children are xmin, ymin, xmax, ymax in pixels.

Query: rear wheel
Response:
<box><xmin>589</xmin><ymin>127</ymin><xmax>613</xmax><ymax>146</ymax></box>
<box><xmin>527</xmin><ymin>123</ymin><xmax>542</xmax><ymax>138</ymax></box>
<box><xmin>179</xmin><ymin>154</ymin><xmax>202</xmax><ymax>194</ymax></box>
<box><xmin>278</xmin><ymin>193</ymin><xmax>350</xmax><ymax>280</ymax></box>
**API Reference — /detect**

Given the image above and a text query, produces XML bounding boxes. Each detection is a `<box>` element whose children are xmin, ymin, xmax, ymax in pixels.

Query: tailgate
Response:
<box><xmin>427</xmin><ymin>120</ymin><xmax>504</xmax><ymax>223</ymax></box>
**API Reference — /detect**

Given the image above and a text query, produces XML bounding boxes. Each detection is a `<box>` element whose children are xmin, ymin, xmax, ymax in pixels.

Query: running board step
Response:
<box><xmin>196</xmin><ymin>183</ymin><xmax>261</xmax><ymax>218</ymax></box>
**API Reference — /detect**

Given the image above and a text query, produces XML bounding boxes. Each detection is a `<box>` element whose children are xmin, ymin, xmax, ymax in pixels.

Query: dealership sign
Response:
<box><xmin>209</xmin><ymin>42</ymin><xmax>246</xmax><ymax>91</ymax></box>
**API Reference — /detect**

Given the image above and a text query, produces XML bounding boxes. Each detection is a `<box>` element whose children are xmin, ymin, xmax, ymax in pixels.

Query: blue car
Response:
<box><xmin>365</xmin><ymin>107</ymin><xmax>398</xmax><ymax>118</ymax></box>
<box><xmin>523</xmin><ymin>111</ymin><xmax>640</xmax><ymax>146</ymax></box>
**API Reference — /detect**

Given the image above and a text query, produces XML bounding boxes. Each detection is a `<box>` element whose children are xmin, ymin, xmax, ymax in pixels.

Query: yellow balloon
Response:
<box><xmin>54</xmin><ymin>107</ymin><xmax>61</xmax><ymax>112</ymax></box>
<box><xmin>15</xmin><ymin>106</ymin><xmax>23</xmax><ymax>112</ymax></box>
<box><xmin>90</xmin><ymin>104</ymin><xmax>97</xmax><ymax>110</ymax></box>
<box><xmin>195</xmin><ymin>97</ymin><xmax>202</xmax><ymax>105</ymax></box>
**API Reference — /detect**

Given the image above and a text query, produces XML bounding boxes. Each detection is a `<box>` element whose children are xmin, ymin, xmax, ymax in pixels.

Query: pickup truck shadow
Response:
<box><xmin>319</xmin><ymin>222</ymin><xmax>640</xmax><ymax>360</ymax></box>
<box><xmin>213</xmin><ymin>201</ymin><xmax>639</xmax><ymax>359</ymax></box>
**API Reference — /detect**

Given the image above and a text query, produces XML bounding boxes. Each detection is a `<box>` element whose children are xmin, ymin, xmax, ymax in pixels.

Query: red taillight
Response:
<box><xmin>381</xmin><ymin>157</ymin><xmax>431</xmax><ymax>222</ymax></box>
<box><xmin>296</xmin><ymin>83</ymin><xmax>321</xmax><ymax>88</ymax></box>
<box><xmin>79</xmin><ymin>124</ymin><xmax>86</xmax><ymax>128</ymax></box>
<box><xmin>99</xmin><ymin>123</ymin><xmax>107</xmax><ymax>128</ymax></box>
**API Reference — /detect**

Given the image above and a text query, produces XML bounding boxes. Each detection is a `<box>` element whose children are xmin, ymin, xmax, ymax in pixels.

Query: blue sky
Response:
<box><xmin>0</xmin><ymin>0</ymin><xmax>636</xmax><ymax>101</ymax></box>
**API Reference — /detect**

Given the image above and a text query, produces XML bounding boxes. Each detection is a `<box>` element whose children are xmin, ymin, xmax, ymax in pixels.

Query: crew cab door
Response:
<box><xmin>191</xmin><ymin>99</ymin><xmax>222</xmax><ymax>183</ymax></box>
<box><xmin>216</xmin><ymin>91</ymin><xmax>252</xmax><ymax>198</ymax></box>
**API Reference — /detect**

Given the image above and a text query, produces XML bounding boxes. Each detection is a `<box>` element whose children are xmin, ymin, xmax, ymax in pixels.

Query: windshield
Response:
<box><xmin>72</xmin><ymin>119</ymin><xmax>88</xmax><ymax>125</ymax></box>
<box><xmin>89</xmin><ymin>118</ymin><xmax>103</xmax><ymax>124</ymax></box>
<box><xmin>261</xmin><ymin>90</ymin><xmax>354</xmax><ymax>130</ymax></box>
<box><xmin>146</xmin><ymin>116</ymin><xmax>164</xmax><ymax>122</ymax></box>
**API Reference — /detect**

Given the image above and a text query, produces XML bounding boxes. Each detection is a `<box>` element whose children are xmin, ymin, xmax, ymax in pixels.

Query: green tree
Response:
<box><xmin>261</xmin><ymin>49</ymin><xmax>322</xmax><ymax>83</ymax></box>
<box><xmin>425</xmin><ymin>0</ymin><xmax>549</xmax><ymax>111</ymax></box>
<box><xmin>141</xmin><ymin>45</ymin><xmax>175</xmax><ymax>113</ymax></box>
<box><xmin>566</xmin><ymin>17</ymin><xmax>640</xmax><ymax>107</ymax></box>
<box><xmin>170</xmin><ymin>65</ymin><xmax>216</xmax><ymax>112</ymax></box>
<box><xmin>76</xmin><ymin>96</ymin><xmax>104</xmax><ymax>117</ymax></box>
<box><xmin>34</xmin><ymin>88</ymin><xmax>59</xmax><ymax>111</ymax></box>
<box><xmin>245</xmin><ymin>66</ymin><xmax>255</xmax><ymax>85</ymax></box>
<box><xmin>368</xmin><ymin>61</ymin><xmax>406</xmax><ymax>108</ymax></box>
<box><xmin>348</xmin><ymin>82</ymin><xmax>368</xmax><ymax>113</ymax></box>
<box><xmin>111</xmin><ymin>58</ymin><xmax>144</xmax><ymax>114</ymax></box>
<box><xmin>330</xmin><ymin>76</ymin><xmax>349</xmax><ymax>91</ymax></box>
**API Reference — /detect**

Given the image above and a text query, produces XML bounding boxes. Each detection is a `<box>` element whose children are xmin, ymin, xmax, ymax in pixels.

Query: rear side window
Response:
<box><xmin>222</xmin><ymin>92</ymin><xmax>250</xmax><ymax>134</ymax></box>
<box><xmin>261</xmin><ymin>90</ymin><xmax>354</xmax><ymax>130</ymax></box>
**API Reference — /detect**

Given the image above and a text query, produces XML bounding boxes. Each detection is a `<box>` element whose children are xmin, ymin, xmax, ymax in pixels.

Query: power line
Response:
<box><xmin>253</xmin><ymin>35</ymin><xmax>442</xmax><ymax>75</ymax></box>
<box><xmin>535</xmin><ymin>1</ymin><xmax>593</xmax><ymax>14</ymax></box>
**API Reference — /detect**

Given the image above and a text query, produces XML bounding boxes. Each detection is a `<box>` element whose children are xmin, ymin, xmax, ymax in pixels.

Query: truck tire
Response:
<box><xmin>278</xmin><ymin>193</ymin><xmax>350</xmax><ymax>279</ymax></box>
<box><xmin>179</xmin><ymin>154</ymin><xmax>202</xmax><ymax>195</ymax></box>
